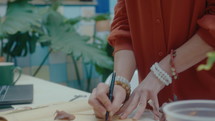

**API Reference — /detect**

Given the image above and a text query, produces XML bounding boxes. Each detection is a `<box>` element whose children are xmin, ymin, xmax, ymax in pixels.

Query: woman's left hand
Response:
<box><xmin>117</xmin><ymin>72</ymin><xmax>165</xmax><ymax>120</ymax></box>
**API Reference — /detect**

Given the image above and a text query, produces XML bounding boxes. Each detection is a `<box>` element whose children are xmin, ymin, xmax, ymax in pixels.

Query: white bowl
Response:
<box><xmin>163</xmin><ymin>100</ymin><xmax>215</xmax><ymax>121</ymax></box>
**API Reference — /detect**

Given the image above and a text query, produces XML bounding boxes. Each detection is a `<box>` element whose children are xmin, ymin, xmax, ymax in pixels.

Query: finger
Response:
<box><xmin>109</xmin><ymin>86</ymin><xmax>126</xmax><ymax>117</ymax></box>
<box><xmin>150</xmin><ymin>94</ymin><xmax>161</xmax><ymax>120</ymax></box>
<box><xmin>88</xmin><ymin>89</ymin><xmax>106</xmax><ymax>116</ymax></box>
<box><xmin>116</xmin><ymin>99</ymin><xmax>130</xmax><ymax>115</ymax></box>
<box><xmin>150</xmin><ymin>94</ymin><xmax>159</xmax><ymax>112</ymax></box>
<box><xmin>88</xmin><ymin>88</ymin><xmax>96</xmax><ymax>106</ymax></box>
<box><xmin>120</xmin><ymin>94</ymin><xmax>140</xmax><ymax>119</ymax></box>
<box><xmin>96</xmin><ymin>83</ymin><xmax>112</xmax><ymax>111</ymax></box>
<box><xmin>93</xmin><ymin>108</ymin><xmax>105</xmax><ymax>119</ymax></box>
<box><xmin>147</xmin><ymin>92</ymin><xmax>161</xmax><ymax>120</ymax></box>
<box><xmin>133</xmin><ymin>95</ymin><xmax>147</xmax><ymax>120</ymax></box>
<box><xmin>117</xmin><ymin>92</ymin><xmax>135</xmax><ymax>114</ymax></box>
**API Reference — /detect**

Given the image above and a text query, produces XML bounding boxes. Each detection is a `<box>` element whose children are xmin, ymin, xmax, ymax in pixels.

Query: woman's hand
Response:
<box><xmin>88</xmin><ymin>83</ymin><xmax>127</xmax><ymax>119</ymax></box>
<box><xmin>117</xmin><ymin>72</ymin><xmax>165</xmax><ymax>120</ymax></box>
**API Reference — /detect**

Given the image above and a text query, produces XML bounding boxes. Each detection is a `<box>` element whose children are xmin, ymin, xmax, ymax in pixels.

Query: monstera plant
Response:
<box><xmin>39</xmin><ymin>9</ymin><xmax>113</xmax><ymax>91</ymax></box>
<box><xmin>0</xmin><ymin>0</ymin><xmax>45</xmax><ymax>61</ymax></box>
<box><xmin>0</xmin><ymin>0</ymin><xmax>113</xmax><ymax>91</ymax></box>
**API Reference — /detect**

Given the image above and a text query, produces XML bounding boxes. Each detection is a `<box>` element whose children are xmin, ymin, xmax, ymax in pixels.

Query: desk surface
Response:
<box><xmin>11</xmin><ymin>74</ymin><xmax>155</xmax><ymax>121</ymax></box>
<box><xmin>14</xmin><ymin>74</ymin><xmax>90</xmax><ymax>108</ymax></box>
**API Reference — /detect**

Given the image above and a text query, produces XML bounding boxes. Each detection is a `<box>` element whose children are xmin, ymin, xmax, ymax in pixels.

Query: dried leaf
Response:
<box><xmin>54</xmin><ymin>110</ymin><xmax>75</xmax><ymax>120</ymax></box>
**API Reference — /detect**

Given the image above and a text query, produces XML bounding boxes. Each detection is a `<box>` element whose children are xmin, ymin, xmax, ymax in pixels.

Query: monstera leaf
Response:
<box><xmin>3</xmin><ymin>32</ymin><xmax>38</xmax><ymax>57</ymax></box>
<box><xmin>0</xmin><ymin>0</ymin><xmax>44</xmax><ymax>35</ymax></box>
<box><xmin>0</xmin><ymin>0</ymin><xmax>47</xmax><ymax>57</ymax></box>
<box><xmin>40</xmin><ymin>10</ymin><xmax>113</xmax><ymax>69</ymax></box>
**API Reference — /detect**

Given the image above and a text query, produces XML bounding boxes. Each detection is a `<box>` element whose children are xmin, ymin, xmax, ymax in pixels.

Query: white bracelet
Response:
<box><xmin>154</xmin><ymin>63</ymin><xmax>172</xmax><ymax>84</ymax></box>
<box><xmin>115</xmin><ymin>76</ymin><xmax>131</xmax><ymax>89</ymax></box>
<box><xmin>150</xmin><ymin>62</ymin><xmax>172</xmax><ymax>86</ymax></box>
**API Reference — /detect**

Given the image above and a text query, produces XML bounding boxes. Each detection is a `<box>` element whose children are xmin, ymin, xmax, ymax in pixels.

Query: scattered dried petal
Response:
<box><xmin>54</xmin><ymin>110</ymin><xmax>75</xmax><ymax>120</ymax></box>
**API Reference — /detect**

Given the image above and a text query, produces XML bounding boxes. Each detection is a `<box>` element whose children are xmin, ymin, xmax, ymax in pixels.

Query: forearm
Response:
<box><xmin>114</xmin><ymin>50</ymin><xmax>137</xmax><ymax>82</ymax></box>
<box><xmin>159</xmin><ymin>34</ymin><xmax>214</xmax><ymax>75</ymax></box>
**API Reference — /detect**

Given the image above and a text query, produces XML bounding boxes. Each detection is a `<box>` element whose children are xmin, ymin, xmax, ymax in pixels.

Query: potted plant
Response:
<box><xmin>0</xmin><ymin>0</ymin><xmax>45</xmax><ymax>62</ymax></box>
<box><xmin>38</xmin><ymin>8</ymin><xmax>113</xmax><ymax>91</ymax></box>
<box><xmin>0</xmin><ymin>0</ymin><xmax>113</xmax><ymax>92</ymax></box>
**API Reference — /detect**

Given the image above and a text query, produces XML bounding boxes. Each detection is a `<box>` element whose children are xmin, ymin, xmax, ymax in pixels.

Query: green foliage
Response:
<box><xmin>92</xmin><ymin>14</ymin><xmax>111</xmax><ymax>21</ymax></box>
<box><xmin>65</xmin><ymin>14</ymin><xmax>111</xmax><ymax>25</ymax></box>
<box><xmin>197</xmin><ymin>52</ymin><xmax>215</xmax><ymax>71</ymax></box>
<box><xmin>0</xmin><ymin>0</ymin><xmax>113</xmax><ymax>91</ymax></box>
<box><xmin>0</xmin><ymin>0</ymin><xmax>48</xmax><ymax>57</ymax></box>
<box><xmin>95</xmin><ymin>43</ymin><xmax>113</xmax><ymax>82</ymax></box>
<box><xmin>3</xmin><ymin>32</ymin><xmax>37</xmax><ymax>57</ymax></box>
<box><xmin>0</xmin><ymin>0</ymin><xmax>113</xmax><ymax>70</ymax></box>
<box><xmin>0</xmin><ymin>0</ymin><xmax>44</xmax><ymax>35</ymax></box>
<box><xmin>40</xmin><ymin>10</ymin><xmax>113</xmax><ymax>69</ymax></box>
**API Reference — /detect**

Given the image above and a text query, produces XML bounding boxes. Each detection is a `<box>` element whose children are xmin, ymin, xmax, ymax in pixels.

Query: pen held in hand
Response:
<box><xmin>105</xmin><ymin>72</ymin><xmax>116</xmax><ymax>121</ymax></box>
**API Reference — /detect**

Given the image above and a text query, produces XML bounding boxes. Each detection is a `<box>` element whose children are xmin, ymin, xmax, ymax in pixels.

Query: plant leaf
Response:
<box><xmin>40</xmin><ymin>10</ymin><xmax>113</xmax><ymax>69</ymax></box>
<box><xmin>3</xmin><ymin>32</ymin><xmax>38</xmax><ymax>57</ymax></box>
<box><xmin>0</xmin><ymin>0</ymin><xmax>45</xmax><ymax>35</ymax></box>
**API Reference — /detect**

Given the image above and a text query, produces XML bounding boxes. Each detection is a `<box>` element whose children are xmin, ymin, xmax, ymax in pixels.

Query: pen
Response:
<box><xmin>105</xmin><ymin>72</ymin><xmax>116</xmax><ymax>121</ymax></box>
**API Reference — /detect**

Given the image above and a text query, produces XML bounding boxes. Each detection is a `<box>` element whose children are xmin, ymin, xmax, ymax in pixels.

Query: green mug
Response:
<box><xmin>0</xmin><ymin>62</ymin><xmax>22</xmax><ymax>85</ymax></box>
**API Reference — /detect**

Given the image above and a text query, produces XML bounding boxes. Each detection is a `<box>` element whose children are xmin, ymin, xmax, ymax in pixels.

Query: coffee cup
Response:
<box><xmin>0</xmin><ymin>62</ymin><xmax>22</xmax><ymax>85</ymax></box>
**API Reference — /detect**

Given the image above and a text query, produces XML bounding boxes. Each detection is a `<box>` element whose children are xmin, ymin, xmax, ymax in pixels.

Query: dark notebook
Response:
<box><xmin>0</xmin><ymin>84</ymin><xmax>33</xmax><ymax>105</ymax></box>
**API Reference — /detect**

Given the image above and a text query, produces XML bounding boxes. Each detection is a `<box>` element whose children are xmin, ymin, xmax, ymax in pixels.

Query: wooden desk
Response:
<box><xmin>14</xmin><ymin>74</ymin><xmax>90</xmax><ymax>108</ymax></box>
<box><xmin>10</xmin><ymin>75</ymin><xmax>155</xmax><ymax>121</ymax></box>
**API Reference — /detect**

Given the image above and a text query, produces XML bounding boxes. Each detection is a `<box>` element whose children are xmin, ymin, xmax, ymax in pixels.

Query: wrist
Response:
<box><xmin>159</xmin><ymin>50</ymin><xmax>178</xmax><ymax>80</ymax></box>
<box><xmin>114</xmin><ymin>76</ymin><xmax>131</xmax><ymax>102</ymax></box>
<box><xmin>114</xmin><ymin>84</ymin><xmax>129</xmax><ymax>103</ymax></box>
<box><xmin>148</xmin><ymin>72</ymin><xmax>165</xmax><ymax>93</ymax></box>
<box><xmin>150</xmin><ymin>62</ymin><xmax>172</xmax><ymax>86</ymax></box>
<box><xmin>159</xmin><ymin>55</ymin><xmax>172</xmax><ymax>76</ymax></box>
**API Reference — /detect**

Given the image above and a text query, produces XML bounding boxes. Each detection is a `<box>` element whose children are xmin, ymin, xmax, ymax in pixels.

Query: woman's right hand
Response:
<box><xmin>88</xmin><ymin>83</ymin><xmax>127</xmax><ymax>119</ymax></box>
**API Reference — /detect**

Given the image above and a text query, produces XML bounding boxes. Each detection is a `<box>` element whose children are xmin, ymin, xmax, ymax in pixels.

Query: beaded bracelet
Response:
<box><xmin>150</xmin><ymin>62</ymin><xmax>172</xmax><ymax>86</ymax></box>
<box><xmin>115</xmin><ymin>76</ymin><xmax>131</xmax><ymax>102</ymax></box>
<box><xmin>170</xmin><ymin>49</ymin><xmax>178</xmax><ymax>80</ymax></box>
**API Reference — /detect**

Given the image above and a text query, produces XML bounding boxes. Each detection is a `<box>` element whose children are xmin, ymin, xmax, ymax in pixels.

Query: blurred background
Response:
<box><xmin>0</xmin><ymin>0</ymin><xmax>118</xmax><ymax>92</ymax></box>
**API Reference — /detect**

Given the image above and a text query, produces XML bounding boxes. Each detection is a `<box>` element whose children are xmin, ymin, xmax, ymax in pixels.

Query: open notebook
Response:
<box><xmin>0</xmin><ymin>85</ymin><xmax>33</xmax><ymax>105</ymax></box>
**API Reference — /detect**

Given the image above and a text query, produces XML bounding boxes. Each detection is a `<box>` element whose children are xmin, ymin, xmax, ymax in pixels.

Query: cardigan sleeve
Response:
<box><xmin>197</xmin><ymin>0</ymin><xmax>215</xmax><ymax>48</ymax></box>
<box><xmin>108</xmin><ymin>0</ymin><xmax>133</xmax><ymax>54</ymax></box>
